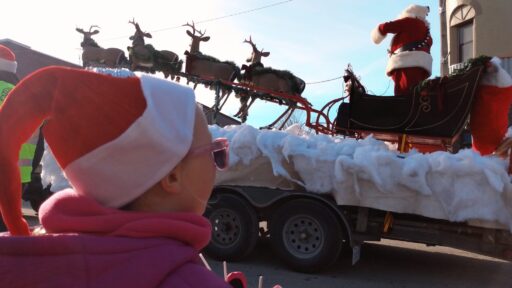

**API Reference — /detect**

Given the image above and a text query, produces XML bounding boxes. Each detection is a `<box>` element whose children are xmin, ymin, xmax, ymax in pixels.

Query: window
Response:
<box><xmin>457</xmin><ymin>22</ymin><xmax>473</xmax><ymax>63</ymax></box>
<box><xmin>451</xmin><ymin>5</ymin><xmax>475</xmax><ymax>26</ymax></box>
<box><xmin>450</xmin><ymin>4</ymin><xmax>476</xmax><ymax>65</ymax></box>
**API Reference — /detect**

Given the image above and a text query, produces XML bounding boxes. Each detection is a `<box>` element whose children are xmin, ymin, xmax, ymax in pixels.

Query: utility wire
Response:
<box><xmin>97</xmin><ymin>0</ymin><xmax>351</xmax><ymax>87</ymax></box>
<box><xmin>306</xmin><ymin>75</ymin><xmax>343</xmax><ymax>85</ymax></box>
<box><xmin>155</xmin><ymin>0</ymin><xmax>293</xmax><ymax>32</ymax></box>
<box><xmin>102</xmin><ymin>0</ymin><xmax>293</xmax><ymax>41</ymax></box>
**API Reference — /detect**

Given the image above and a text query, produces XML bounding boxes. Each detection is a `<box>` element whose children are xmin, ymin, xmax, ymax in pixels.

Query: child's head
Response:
<box><xmin>124</xmin><ymin>106</ymin><xmax>228</xmax><ymax>214</ymax></box>
<box><xmin>0</xmin><ymin>66</ymin><xmax>228</xmax><ymax>235</ymax></box>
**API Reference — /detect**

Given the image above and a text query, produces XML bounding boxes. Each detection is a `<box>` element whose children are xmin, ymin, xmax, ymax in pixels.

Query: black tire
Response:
<box><xmin>204</xmin><ymin>194</ymin><xmax>259</xmax><ymax>261</ymax></box>
<box><xmin>270</xmin><ymin>199</ymin><xmax>344</xmax><ymax>273</ymax></box>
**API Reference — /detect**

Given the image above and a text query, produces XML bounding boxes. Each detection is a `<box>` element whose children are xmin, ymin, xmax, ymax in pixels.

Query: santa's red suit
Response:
<box><xmin>371</xmin><ymin>5</ymin><xmax>433</xmax><ymax>96</ymax></box>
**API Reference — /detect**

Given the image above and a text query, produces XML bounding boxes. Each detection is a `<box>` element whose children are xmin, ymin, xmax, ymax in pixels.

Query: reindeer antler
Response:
<box><xmin>244</xmin><ymin>36</ymin><xmax>265</xmax><ymax>53</ymax></box>
<box><xmin>129</xmin><ymin>18</ymin><xmax>142</xmax><ymax>31</ymax></box>
<box><xmin>76</xmin><ymin>26</ymin><xmax>99</xmax><ymax>36</ymax></box>
<box><xmin>185</xmin><ymin>21</ymin><xmax>206</xmax><ymax>37</ymax></box>
<box><xmin>244</xmin><ymin>35</ymin><xmax>269</xmax><ymax>63</ymax></box>
<box><xmin>244</xmin><ymin>36</ymin><xmax>256</xmax><ymax>49</ymax></box>
<box><xmin>88</xmin><ymin>25</ymin><xmax>100</xmax><ymax>32</ymax></box>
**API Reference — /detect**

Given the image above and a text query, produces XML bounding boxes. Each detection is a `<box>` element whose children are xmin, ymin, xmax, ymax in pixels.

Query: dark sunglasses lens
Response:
<box><xmin>213</xmin><ymin>149</ymin><xmax>227</xmax><ymax>170</ymax></box>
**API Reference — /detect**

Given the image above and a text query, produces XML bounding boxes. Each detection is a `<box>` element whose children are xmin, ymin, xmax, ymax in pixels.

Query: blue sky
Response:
<box><xmin>2</xmin><ymin>0</ymin><xmax>439</xmax><ymax>127</ymax></box>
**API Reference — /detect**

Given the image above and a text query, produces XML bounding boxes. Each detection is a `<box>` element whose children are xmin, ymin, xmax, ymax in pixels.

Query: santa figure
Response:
<box><xmin>371</xmin><ymin>4</ymin><xmax>433</xmax><ymax>96</ymax></box>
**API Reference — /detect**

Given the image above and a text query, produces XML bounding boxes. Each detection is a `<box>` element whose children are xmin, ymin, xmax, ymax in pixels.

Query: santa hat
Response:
<box><xmin>0</xmin><ymin>45</ymin><xmax>17</xmax><ymax>73</ymax></box>
<box><xmin>0</xmin><ymin>66</ymin><xmax>197</xmax><ymax>235</ymax></box>
<box><xmin>398</xmin><ymin>4</ymin><xmax>430</xmax><ymax>22</ymax></box>
<box><xmin>470</xmin><ymin>57</ymin><xmax>512</xmax><ymax>155</ymax></box>
<box><xmin>371</xmin><ymin>4</ymin><xmax>430</xmax><ymax>45</ymax></box>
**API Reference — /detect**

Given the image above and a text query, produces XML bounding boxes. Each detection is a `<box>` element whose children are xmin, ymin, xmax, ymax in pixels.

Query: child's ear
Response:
<box><xmin>160</xmin><ymin>168</ymin><xmax>181</xmax><ymax>194</ymax></box>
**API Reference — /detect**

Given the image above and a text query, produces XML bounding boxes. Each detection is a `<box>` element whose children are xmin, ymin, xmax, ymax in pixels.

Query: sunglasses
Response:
<box><xmin>187</xmin><ymin>138</ymin><xmax>229</xmax><ymax>171</ymax></box>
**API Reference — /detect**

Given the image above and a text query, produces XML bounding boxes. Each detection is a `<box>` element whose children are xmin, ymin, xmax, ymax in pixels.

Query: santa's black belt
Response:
<box><xmin>388</xmin><ymin>40</ymin><xmax>427</xmax><ymax>56</ymax></box>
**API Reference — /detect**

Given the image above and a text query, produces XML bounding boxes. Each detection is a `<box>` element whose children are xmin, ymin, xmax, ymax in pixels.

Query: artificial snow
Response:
<box><xmin>41</xmin><ymin>123</ymin><xmax>512</xmax><ymax>231</ymax></box>
<box><xmin>211</xmin><ymin>124</ymin><xmax>512</xmax><ymax>231</ymax></box>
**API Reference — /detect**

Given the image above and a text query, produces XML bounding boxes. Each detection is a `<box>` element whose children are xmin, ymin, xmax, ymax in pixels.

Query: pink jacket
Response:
<box><xmin>0</xmin><ymin>189</ymin><xmax>230</xmax><ymax>288</ymax></box>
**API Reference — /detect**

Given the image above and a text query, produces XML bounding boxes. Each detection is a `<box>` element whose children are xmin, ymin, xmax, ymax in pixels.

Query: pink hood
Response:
<box><xmin>0</xmin><ymin>189</ymin><xmax>230</xmax><ymax>288</ymax></box>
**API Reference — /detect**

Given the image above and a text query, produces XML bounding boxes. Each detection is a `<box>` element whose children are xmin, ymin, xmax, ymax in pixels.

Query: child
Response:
<box><xmin>0</xmin><ymin>66</ymin><xmax>231</xmax><ymax>287</ymax></box>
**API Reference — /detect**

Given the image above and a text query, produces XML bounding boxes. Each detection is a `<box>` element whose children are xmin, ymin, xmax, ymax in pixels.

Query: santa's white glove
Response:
<box><xmin>371</xmin><ymin>26</ymin><xmax>386</xmax><ymax>44</ymax></box>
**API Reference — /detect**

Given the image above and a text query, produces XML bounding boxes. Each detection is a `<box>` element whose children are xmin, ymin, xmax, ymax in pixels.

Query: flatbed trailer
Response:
<box><xmin>204</xmin><ymin>185</ymin><xmax>512</xmax><ymax>273</ymax></box>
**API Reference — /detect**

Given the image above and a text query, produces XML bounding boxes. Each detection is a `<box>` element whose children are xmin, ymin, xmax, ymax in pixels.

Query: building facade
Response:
<box><xmin>0</xmin><ymin>38</ymin><xmax>81</xmax><ymax>78</ymax></box>
<box><xmin>439</xmin><ymin>0</ymin><xmax>512</xmax><ymax>75</ymax></box>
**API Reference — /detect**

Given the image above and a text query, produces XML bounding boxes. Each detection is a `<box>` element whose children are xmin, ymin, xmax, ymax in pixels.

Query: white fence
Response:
<box><xmin>449</xmin><ymin>57</ymin><xmax>512</xmax><ymax>76</ymax></box>
<box><xmin>501</xmin><ymin>57</ymin><xmax>512</xmax><ymax>76</ymax></box>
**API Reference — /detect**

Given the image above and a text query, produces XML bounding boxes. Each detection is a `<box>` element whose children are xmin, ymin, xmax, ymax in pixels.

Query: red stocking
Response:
<box><xmin>470</xmin><ymin>85</ymin><xmax>512</xmax><ymax>155</ymax></box>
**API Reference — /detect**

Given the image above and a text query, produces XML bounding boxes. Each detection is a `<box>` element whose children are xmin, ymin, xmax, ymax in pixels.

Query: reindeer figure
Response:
<box><xmin>76</xmin><ymin>26</ymin><xmax>128</xmax><ymax>68</ymax></box>
<box><xmin>234</xmin><ymin>36</ymin><xmax>270</xmax><ymax>121</ymax></box>
<box><xmin>234</xmin><ymin>36</ymin><xmax>306</xmax><ymax>129</ymax></box>
<box><xmin>129</xmin><ymin>19</ymin><xmax>152</xmax><ymax>47</ymax></box>
<box><xmin>76</xmin><ymin>26</ymin><xmax>101</xmax><ymax>48</ymax></box>
<box><xmin>127</xmin><ymin>19</ymin><xmax>154</xmax><ymax>71</ymax></box>
<box><xmin>185</xmin><ymin>21</ymin><xmax>210</xmax><ymax>55</ymax></box>
<box><xmin>127</xmin><ymin>19</ymin><xmax>182</xmax><ymax>80</ymax></box>
<box><xmin>183</xmin><ymin>21</ymin><xmax>240</xmax><ymax>109</ymax></box>
<box><xmin>244</xmin><ymin>36</ymin><xmax>269</xmax><ymax>66</ymax></box>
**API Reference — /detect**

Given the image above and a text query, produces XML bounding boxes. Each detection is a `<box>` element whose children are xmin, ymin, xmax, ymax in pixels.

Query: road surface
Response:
<box><xmin>23</xmin><ymin>204</ymin><xmax>511</xmax><ymax>288</ymax></box>
<box><xmin>206</xmin><ymin>239</ymin><xmax>512</xmax><ymax>288</ymax></box>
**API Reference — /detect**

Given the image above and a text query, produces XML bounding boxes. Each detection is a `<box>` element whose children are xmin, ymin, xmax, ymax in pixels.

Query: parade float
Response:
<box><xmin>40</xmin><ymin>20</ymin><xmax>512</xmax><ymax>274</ymax></box>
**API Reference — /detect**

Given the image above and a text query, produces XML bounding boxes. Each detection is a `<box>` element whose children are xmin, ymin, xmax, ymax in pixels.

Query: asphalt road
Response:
<box><xmin>206</xmin><ymin>239</ymin><xmax>512</xmax><ymax>288</ymax></box>
<box><xmin>23</xmin><ymin>205</ymin><xmax>511</xmax><ymax>288</ymax></box>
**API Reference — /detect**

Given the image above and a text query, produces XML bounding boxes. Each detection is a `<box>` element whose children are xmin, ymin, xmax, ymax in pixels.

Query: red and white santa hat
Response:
<box><xmin>480</xmin><ymin>57</ymin><xmax>512</xmax><ymax>87</ymax></box>
<box><xmin>398</xmin><ymin>4</ymin><xmax>430</xmax><ymax>23</ymax></box>
<box><xmin>0</xmin><ymin>66</ymin><xmax>197</xmax><ymax>235</ymax></box>
<box><xmin>0</xmin><ymin>45</ymin><xmax>17</xmax><ymax>73</ymax></box>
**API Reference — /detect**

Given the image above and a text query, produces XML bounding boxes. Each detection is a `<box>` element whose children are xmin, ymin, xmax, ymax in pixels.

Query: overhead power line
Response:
<box><xmin>154</xmin><ymin>0</ymin><xmax>294</xmax><ymax>33</ymax></box>
<box><xmin>306</xmin><ymin>76</ymin><xmax>343</xmax><ymax>85</ymax></box>
<box><xmin>97</xmin><ymin>0</ymin><xmax>344</xmax><ymax>87</ymax></box>
<box><xmin>102</xmin><ymin>0</ymin><xmax>294</xmax><ymax>41</ymax></box>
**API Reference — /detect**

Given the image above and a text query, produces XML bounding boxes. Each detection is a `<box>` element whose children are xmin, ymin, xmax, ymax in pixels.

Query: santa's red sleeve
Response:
<box><xmin>372</xmin><ymin>18</ymin><xmax>421</xmax><ymax>44</ymax></box>
<box><xmin>380</xmin><ymin>18</ymin><xmax>418</xmax><ymax>35</ymax></box>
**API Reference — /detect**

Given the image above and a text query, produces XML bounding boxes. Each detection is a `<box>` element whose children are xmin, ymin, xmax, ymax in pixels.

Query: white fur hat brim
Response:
<box><xmin>0</xmin><ymin>58</ymin><xmax>17</xmax><ymax>73</ymax></box>
<box><xmin>480</xmin><ymin>57</ymin><xmax>512</xmax><ymax>87</ymax></box>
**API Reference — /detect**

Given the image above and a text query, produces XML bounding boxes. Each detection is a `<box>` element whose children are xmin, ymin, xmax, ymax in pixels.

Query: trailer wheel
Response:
<box><xmin>270</xmin><ymin>199</ymin><xmax>344</xmax><ymax>273</ymax></box>
<box><xmin>204</xmin><ymin>194</ymin><xmax>259</xmax><ymax>261</ymax></box>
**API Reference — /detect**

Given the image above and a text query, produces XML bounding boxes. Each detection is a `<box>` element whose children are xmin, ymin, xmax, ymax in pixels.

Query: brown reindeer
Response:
<box><xmin>243</xmin><ymin>36</ymin><xmax>270</xmax><ymax>65</ymax></box>
<box><xmin>127</xmin><ymin>19</ymin><xmax>183</xmax><ymax>80</ymax></box>
<box><xmin>234</xmin><ymin>36</ymin><xmax>306</xmax><ymax>128</ymax></box>
<box><xmin>76</xmin><ymin>26</ymin><xmax>128</xmax><ymax>68</ymax></box>
<box><xmin>234</xmin><ymin>36</ymin><xmax>269</xmax><ymax>121</ymax></box>
<box><xmin>185</xmin><ymin>21</ymin><xmax>210</xmax><ymax>55</ymax></box>
<box><xmin>183</xmin><ymin>22</ymin><xmax>240</xmax><ymax>104</ymax></box>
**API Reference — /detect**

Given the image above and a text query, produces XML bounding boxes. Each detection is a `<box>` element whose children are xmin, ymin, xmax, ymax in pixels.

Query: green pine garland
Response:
<box><xmin>416</xmin><ymin>55</ymin><xmax>490</xmax><ymax>91</ymax></box>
